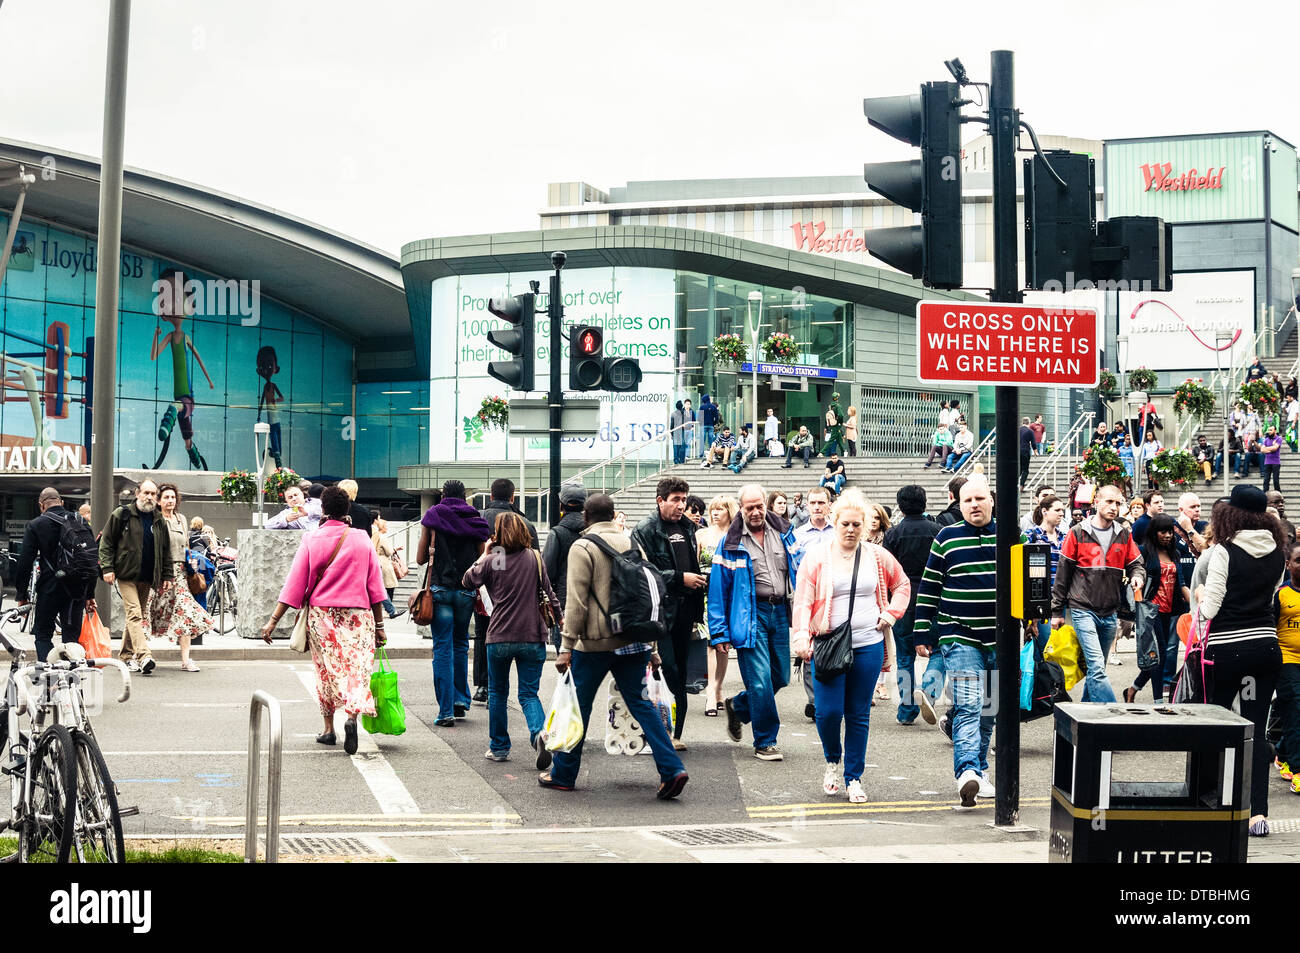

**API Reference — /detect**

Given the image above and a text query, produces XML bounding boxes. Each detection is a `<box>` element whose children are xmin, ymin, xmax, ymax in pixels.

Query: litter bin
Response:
<box><xmin>1049</xmin><ymin>702</ymin><xmax>1252</xmax><ymax>863</ymax></box>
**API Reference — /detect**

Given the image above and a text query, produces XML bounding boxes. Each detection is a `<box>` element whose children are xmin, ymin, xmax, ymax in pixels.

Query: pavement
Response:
<box><xmin>12</xmin><ymin>616</ymin><xmax>1297</xmax><ymax>864</ymax></box>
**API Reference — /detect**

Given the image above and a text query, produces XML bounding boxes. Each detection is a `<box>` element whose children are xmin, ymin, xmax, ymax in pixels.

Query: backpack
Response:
<box><xmin>580</xmin><ymin>534</ymin><xmax>667</xmax><ymax>643</ymax></box>
<box><xmin>50</xmin><ymin>511</ymin><xmax>100</xmax><ymax>595</ymax></box>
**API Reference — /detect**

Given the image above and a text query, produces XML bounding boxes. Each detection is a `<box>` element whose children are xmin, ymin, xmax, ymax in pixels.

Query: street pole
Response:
<box><xmin>748</xmin><ymin>291</ymin><xmax>762</xmax><ymax>437</ymax></box>
<box><xmin>548</xmin><ymin>252</ymin><xmax>565</xmax><ymax>527</ymax></box>
<box><xmin>990</xmin><ymin>49</ymin><xmax>1023</xmax><ymax>828</ymax></box>
<box><xmin>90</xmin><ymin>0</ymin><xmax>131</xmax><ymax>618</ymax></box>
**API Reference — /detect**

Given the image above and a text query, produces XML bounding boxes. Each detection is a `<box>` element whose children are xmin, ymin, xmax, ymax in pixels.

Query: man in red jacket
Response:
<box><xmin>1050</xmin><ymin>483</ymin><xmax>1145</xmax><ymax>703</ymax></box>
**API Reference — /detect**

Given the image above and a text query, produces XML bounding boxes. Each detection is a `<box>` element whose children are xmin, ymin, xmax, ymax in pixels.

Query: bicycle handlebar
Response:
<box><xmin>92</xmin><ymin>657</ymin><xmax>132</xmax><ymax>704</ymax></box>
<box><xmin>0</xmin><ymin>604</ymin><xmax>34</xmax><ymax>656</ymax></box>
<box><xmin>11</xmin><ymin>666</ymin><xmax>37</xmax><ymax>716</ymax></box>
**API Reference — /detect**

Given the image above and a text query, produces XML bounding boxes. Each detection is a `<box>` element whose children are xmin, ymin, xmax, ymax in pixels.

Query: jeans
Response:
<box><xmin>1274</xmin><ymin>663</ymin><xmax>1300</xmax><ymax>770</ymax></box>
<box><xmin>940</xmin><ymin>641</ymin><xmax>996</xmax><ymax>778</ymax></box>
<box><xmin>472</xmin><ymin>611</ymin><xmax>489</xmax><ymax>690</ymax></box>
<box><xmin>785</xmin><ymin>444</ymin><xmax>812</xmax><ymax>466</ymax></box>
<box><xmin>381</xmin><ymin>587</ymin><xmax>397</xmax><ymax>618</ymax></box>
<box><xmin>1069</xmin><ymin>607</ymin><xmax>1118</xmax><ymax>703</ymax></box>
<box><xmin>893</xmin><ymin>610</ymin><xmax>947</xmax><ymax>723</ymax></box>
<box><xmin>486</xmin><ymin>641</ymin><xmax>547</xmax><ymax>755</ymax></box>
<box><xmin>1131</xmin><ymin>609</ymin><xmax>1177</xmax><ymax>700</ymax></box>
<box><xmin>730</xmin><ymin>602</ymin><xmax>790</xmax><ymax>748</ymax></box>
<box><xmin>821</xmin><ymin>474</ymin><xmax>845</xmax><ymax>494</ymax></box>
<box><xmin>700</xmin><ymin>425</ymin><xmax>715</xmax><ymax>457</ymax></box>
<box><xmin>1236</xmin><ymin>451</ymin><xmax>1260</xmax><ymax>477</ymax></box>
<box><xmin>430</xmin><ymin>587</ymin><xmax>475</xmax><ymax>720</ymax></box>
<box><xmin>32</xmin><ymin>587</ymin><xmax>85</xmax><ymax>663</ymax></box>
<box><xmin>946</xmin><ymin>451</ymin><xmax>971</xmax><ymax>470</ymax></box>
<box><xmin>549</xmin><ymin>649</ymin><xmax>686</xmax><ymax>787</ymax></box>
<box><xmin>813</xmin><ymin>643</ymin><xmax>885</xmax><ymax>783</ymax></box>
<box><xmin>1263</xmin><ymin>462</ymin><xmax>1281</xmax><ymax>491</ymax></box>
<box><xmin>729</xmin><ymin>448</ymin><xmax>756</xmax><ymax>473</ymax></box>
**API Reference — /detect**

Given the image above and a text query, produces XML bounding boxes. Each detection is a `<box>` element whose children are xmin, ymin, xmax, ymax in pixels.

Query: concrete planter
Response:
<box><xmin>236</xmin><ymin>528</ymin><xmax>305</xmax><ymax>639</ymax></box>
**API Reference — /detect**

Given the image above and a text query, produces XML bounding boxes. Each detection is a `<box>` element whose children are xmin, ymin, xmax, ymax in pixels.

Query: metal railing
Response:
<box><xmin>245</xmin><ymin>690</ymin><xmax>283</xmax><ymax>864</ymax></box>
<box><xmin>954</xmin><ymin>427</ymin><xmax>994</xmax><ymax>476</ymax></box>
<box><xmin>1023</xmin><ymin>411</ymin><xmax>1096</xmax><ymax>493</ymax></box>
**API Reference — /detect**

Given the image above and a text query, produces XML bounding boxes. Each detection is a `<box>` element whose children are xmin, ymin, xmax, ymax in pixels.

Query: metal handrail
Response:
<box><xmin>1023</xmin><ymin>411</ymin><xmax>1096</xmax><ymax>493</ymax></box>
<box><xmin>955</xmin><ymin>427</ymin><xmax>994</xmax><ymax>476</ymax></box>
<box><xmin>245</xmin><ymin>690</ymin><xmax>282</xmax><ymax>864</ymax></box>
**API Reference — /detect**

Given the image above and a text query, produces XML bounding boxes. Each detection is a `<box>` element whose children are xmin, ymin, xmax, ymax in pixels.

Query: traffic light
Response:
<box><xmin>602</xmin><ymin>356</ymin><xmax>642</xmax><ymax>393</ymax></box>
<box><xmin>485</xmin><ymin>292</ymin><xmax>536</xmax><ymax>391</ymax></box>
<box><xmin>862</xmin><ymin>81</ymin><xmax>964</xmax><ymax>289</ymax></box>
<box><xmin>569</xmin><ymin>324</ymin><xmax>604</xmax><ymax>391</ymax></box>
<box><xmin>1024</xmin><ymin>151</ymin><xmax>1096</xmax><ymax>290</ymax></box>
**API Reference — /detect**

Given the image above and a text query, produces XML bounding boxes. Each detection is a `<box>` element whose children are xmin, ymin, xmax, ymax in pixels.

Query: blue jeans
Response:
<box><xmin>946</xmin><ymin>451</ymin><xmax>971</xmax><ymax>470</ymax></box>
<box><xmin>700</xmin><ymin>425</ymin><xmax>715</xmax><ymax>457</ymax></box>
<box><xmin>940</xmin><ymin>641</ymin><xmax>996</xmax><ymax>778</ymax></box>
<box><xmin>431</xmin><ymin>587</ymin><xmax>475</xmax><ymax>719</ymax></box>
<box><xmin>1069</xmin><ymin>607</ymin><xmax>1117</xmax><ymax>703</ymax></box>
<box><xmin>487</xmin><ymin>641</ymin><xmax>547</xmax><ymax>755</ymax></box>
<box><xmin>821</xmin><ymin>474</ymin><xmax>845</xmax><ymax>494</ymax></box>
<box><xmin>813</xmin><ymin>642</ymin><xmax>884</xmax><ymax>782</ymax></box>
<box><xmin>730</xmin><ymin>603</ymin><xmax>790</xmax><ymax>748</ymax></box>
<box><xmin>729</xmin><ymin>449</ymin><xmax>756</xmax><ymax>473</ymax></box>
<box><xmin>672</xmin><ymin>442</ymin><xmax>687</xmax><ymax>464</ymax></box>
<box><xmin>549</xmin><ymin>649</ymin><xmax>686</xmax><ymax>787</ymax></box>
<box><xmin>1131</xmin><ymin>609</ymin><xmax>1177</xmax><ymax>700</ymax></box>
<box><xmin>892</xmin><ymin>610</ymin><xmax>935</xmax><ymax>723</ymax></box>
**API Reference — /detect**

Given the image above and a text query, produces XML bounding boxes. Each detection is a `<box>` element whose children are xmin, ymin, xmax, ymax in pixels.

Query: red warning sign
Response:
<box><xmin>916</xmin><ymin>302</ymin><xmax>1099</xmax><ymax>387</ymax></box>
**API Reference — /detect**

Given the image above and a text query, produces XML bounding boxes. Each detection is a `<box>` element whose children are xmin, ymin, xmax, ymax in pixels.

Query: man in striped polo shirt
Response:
<box><xmin>914</xmin><ymin>476</ymin><xmax>998</xmax><ymax>807</ymax></box>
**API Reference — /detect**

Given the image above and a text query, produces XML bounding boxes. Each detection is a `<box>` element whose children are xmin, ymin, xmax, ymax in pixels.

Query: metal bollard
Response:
<box><xmin>245</xmin><ymin>690</ymin><xmax>283</xmax><ymax>863</ymax></box>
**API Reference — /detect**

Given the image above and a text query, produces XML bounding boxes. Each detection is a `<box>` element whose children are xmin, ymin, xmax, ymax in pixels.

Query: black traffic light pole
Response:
<box><xmin>990</xmin><ymin>49</ymin><xmax>1022</xmax><ymax>828</ymax></box>
<box><xmin>548</xmin><ymin>252</ymin><xmax>565</xmax><ymax>528</ymax></box>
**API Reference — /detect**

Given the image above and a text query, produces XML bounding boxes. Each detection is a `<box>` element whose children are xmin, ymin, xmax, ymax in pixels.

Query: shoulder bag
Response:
<box><xmin>533</xmin><ymin>550</ymin><xmax>558</xmax><ymax>628</ymax></box>
<box><xmin>290</xmin><ymin>532</ymin><xmax>347</xmax><ymax>652</ymax></box>
<box><xmin>813</xmin><ymin>547</ymin><xmax>860</xmax><ymax>683</ymax></box>
<box><xmin>408</xmin><ymin>555</ymin><xmax>436</xmax><ymax>627</ymax></box>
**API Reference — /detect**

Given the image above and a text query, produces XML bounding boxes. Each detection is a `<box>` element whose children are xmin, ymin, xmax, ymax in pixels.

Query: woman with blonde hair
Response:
<box><xmin>372</xmin><ymin>516</ymin><xmax>404</xmax><ymax>619</ymax></box>
<box><xmin>792</xmin><ymin>488</ymin><xmax>910</xmax><ymax>802</ymax></box>
<box><xmin>698</xmin><ymin>494</ymin><xmax>738</xmax><ymax>716</ymax></box>
<box><xmin>149</xmin><ymin>484</ymin><xmax>215</xmax><ymax>671</ymax></box>
<box><xmin>845</xmin><ymin>406</ymin><xmax>859</xmax><ymax>457</ymax></box>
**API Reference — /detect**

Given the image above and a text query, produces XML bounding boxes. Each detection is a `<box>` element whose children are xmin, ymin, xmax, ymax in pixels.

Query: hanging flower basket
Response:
<box><xmin>1172</xmin><ymin>378</ymin><xmax>1216</xmax><ymax>426</ymax></box>
<box><xmin>1239</xmin><ymin>379</ymin><xmax>1281</xmax><ymax>416</ymax></box>
<box><xmin>1077</xmin><ymin>444</ymin><xmax>1127</xmax><ymax>489</ymax></box>
<box><xmin>1127</xmin><ymin>367</ymin><xmax>1159</xmax><ymax>393</ymax></box>
<box><xmin>1092</xmin><ymin>369</ymin><xmax>1117</xmax><ymax>397</ymax></box>
<box><xmin>761</xmin><ymin>332</ymin><xmax>799</xmax><ymax>364</ymax></box>
<box><xmin>263</xmin><ymin>466</ymin><xmax>303</xmax><ymax>504</ymax></box>
<box><xmin>712</xmin><ymin>333</ymin><xmax>746</xmax><ymax>367</ymax></box>
<box><xmin>1148</xmin><ymin>447</ymin><xmax>1200</xmax><ymax>489</ymax></box>
<box><xmin>219</xmin><ymin>469</ymin><xmax>257</xmax><ymax>506</ymax></box>
<box><xmin>476</xmin><ymin>395</ymin><xmax>509</xmax><ymax>432</ymax></box>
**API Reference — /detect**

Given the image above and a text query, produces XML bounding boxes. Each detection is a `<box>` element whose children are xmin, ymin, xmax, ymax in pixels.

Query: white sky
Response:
<box><xmin>2</xmin><ymin>0</ymin><xmax>1296</xmax><ymax>256</ymax></box>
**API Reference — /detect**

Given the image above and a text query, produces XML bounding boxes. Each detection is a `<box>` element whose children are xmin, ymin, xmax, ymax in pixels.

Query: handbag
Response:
<box><xmin>290</xmin><ymin>532</ymin><xmax>347</xmax><ymax>652</ymax></box>
<box><xmin>391</xmin><ymin>552</ymin><xmax>409</xmax><ymax>581</ymax></box>
<box><xmin>532</xmin><ymin>551</ymin><xmax>557</xmax><ymax>628</ymax></box>
<box><xmin>408</xmin><ymin>559</ymin><xmax>436</xmax><ymax>627</ymax></box>
<box><xmin>813</xmin><ymin>548</ymin><xmax>860</xmax><ymax>683</ymax></box>
<box><xmin>185</xmin><ymin>548</ymin><xmax>208</xmax><ymax>595</ymax></box>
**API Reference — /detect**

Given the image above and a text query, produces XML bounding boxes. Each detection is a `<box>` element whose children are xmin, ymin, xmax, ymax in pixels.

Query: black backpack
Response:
<box><xmin>50</xmin><ymin>511</ymin><xmax>100</xmax><ymax>594</ymax></box>
<box><xmin>581</xmin><ymin>534</ymin><xmax>667</xmax><ymax>642</ymax></box>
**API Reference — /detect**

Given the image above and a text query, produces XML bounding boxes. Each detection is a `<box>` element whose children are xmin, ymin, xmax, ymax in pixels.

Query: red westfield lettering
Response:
<box><xmin>1140</xmin><ymin>163</ymin><xmax>1225</xmax><ymax>193</ymax></box>
<box><xmin>791</xmin><ymin>221</ymin><xmax>867</xmax><ymax>254</ymax></box>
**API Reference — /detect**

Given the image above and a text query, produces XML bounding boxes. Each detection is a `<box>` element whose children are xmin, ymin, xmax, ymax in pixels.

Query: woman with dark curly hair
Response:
<box><xmin>1198</xmin><ymin>485</ymin><xmax>1287</xmax><ymax>837</ymax></box>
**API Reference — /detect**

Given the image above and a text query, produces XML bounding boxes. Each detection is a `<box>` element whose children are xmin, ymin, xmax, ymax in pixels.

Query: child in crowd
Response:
<box><xmin>1272</xmin><ymin>541</ymin><xmax>1300</xmax><ymax>794</ymax></box>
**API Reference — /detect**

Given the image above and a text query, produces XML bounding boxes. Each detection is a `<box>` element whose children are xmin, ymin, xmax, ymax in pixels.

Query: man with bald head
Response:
<box><xmin>14</xmin><ymin>487</ymin><xmax>97</xmax><ymax>662</ymax></box>
<box><xmin>708</xmin><ymin>483</ymin><xmax>797</xmax><ymax>761</ymax></box>
<box><xmin>914</xmin><ymin>475</ymin><xmax>998</xmax><ymax>806</ymax></box>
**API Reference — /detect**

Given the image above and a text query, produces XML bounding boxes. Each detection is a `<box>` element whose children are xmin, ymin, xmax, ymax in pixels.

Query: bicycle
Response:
<box><xmin>0</xmin><ymin>602</ymin><xmax>132</xmax><ymax>863</ymax></box>
<box><xmin>206</xmin><ymin>538</ymin><xmax>238</xmax><ymax>634</ymax></box>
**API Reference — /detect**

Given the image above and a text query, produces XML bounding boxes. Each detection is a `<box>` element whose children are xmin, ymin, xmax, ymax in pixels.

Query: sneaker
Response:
<box><xmin>1292</xmin><ymin>775</ymin><xmax>1300</xmax><ymax>795</ymax></box>
<box><xmin>454</xmin><ymin>704</ymin><xmax>468</xmax><ymax>718</ymax></box>
<box><xmin>915</xmin><ymin>690</ymin><xmax>937</xmax><ymax>725</ymax></box>
<box><xmin>977</xmin><ymin>771</ymin><xmax>996</xmax><ymax>799</ymax></box>
<box><xmin>822</xmin><ymin>762</ymin><xmax>841</xmax><ymax>796</ymax></box>
<box><xmin>1108</xmin><ymin>654</ymin><xmax>1123</xmax><ymax>666</ymax></box>
<box><xmin>472</xmin><ymin>686</ymin><xmax>488</xmax><ymax>704</ymax></box>
<box><xmin>804</xmin><ymin>703</ymin><xmax>816</xmax><ymax>722</ymax></box>
<box><xmin>957</xmin><ymin>769</ymin><xmax>981</xmax><ymax>807</ymax></box>
<box><xmin>484</xmin><ymin>750</ymin><xmax>509</xmax><ymax>762</ymax></box>
<box><xmin>1277</xmin><ymin>758</ymin><xmax>1294</xmax><ymax>781</ymax></box>
<box><xmin>846</xmin><ymin>779</ymin><xmax>867</xmax><ymax>804</ymax></box>
<box><xmin>140</xmin><ymin>658</ymin><xmax>156</xmax><ymax>675</ymax></box>
<box><xmin>124</xmin><ymin>659</ymin><xmax>141</xmax><ymax>673</ymax></box>
<box><xmin>724</xmin><ymin>697</ymin><xmax>743</xmax><ymax>743</ymax></box>
<box><xmin>755</xmin><ymin>746</ymin><xmax>783</xmax><ymax>761</ymax></box>
<box><xmin>939</xmin><ymin>713</ymin><xmax>953</xmax><ymax>742</ymax></box>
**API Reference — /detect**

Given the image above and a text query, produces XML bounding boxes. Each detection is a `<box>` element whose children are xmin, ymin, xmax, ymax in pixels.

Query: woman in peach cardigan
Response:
<box><xmin>792</xmin><ymin>488</ymin><xmax>910</xmax><ymax>803</ymax></box>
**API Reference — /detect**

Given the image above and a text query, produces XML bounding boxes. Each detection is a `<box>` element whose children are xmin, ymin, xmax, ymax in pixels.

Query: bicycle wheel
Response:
<box><xmin>19</xmin><ymin>723</ymin><xmax>75</xmax><ymax>863</ymax></box>
<box><xmin>70</xmin><ymin>729</ymin><xmax>124</xmax><ymax>863</ymax></box>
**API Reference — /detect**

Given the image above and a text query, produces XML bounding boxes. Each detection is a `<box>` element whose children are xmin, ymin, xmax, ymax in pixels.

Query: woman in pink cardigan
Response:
<box><xmin>792</xmin><ymin>488</ymin><xmax>910</xmax><ymax>803</ymax></box>
<box><xmin>261</xmin><ymin>486</ymin><xmax>388</xmax><ymax>755</ymax></box>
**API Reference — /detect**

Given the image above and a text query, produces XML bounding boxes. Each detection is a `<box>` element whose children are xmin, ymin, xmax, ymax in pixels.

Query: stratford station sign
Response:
<box><xmin>916</xmin><ymin>302</ymin><xmax>1099</xmax><ymax>387</ymax></box>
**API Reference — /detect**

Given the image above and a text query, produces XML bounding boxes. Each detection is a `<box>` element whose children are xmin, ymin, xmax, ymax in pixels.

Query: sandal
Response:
<box><xmin>537</xmin><ymin>772</ymin><xmax>573</xmax><ymax>791</ymax></box>
<box><xmin>705</xmin><ymin>701</ymin><xmax>718</xmax><ymax>717</ymax></box>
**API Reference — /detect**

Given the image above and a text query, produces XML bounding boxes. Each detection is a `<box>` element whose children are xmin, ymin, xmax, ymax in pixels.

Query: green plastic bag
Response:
<box><xmin>362</xmin><ymin>647</ymin><xmax>406</xmax><ymax>736</ymax></box>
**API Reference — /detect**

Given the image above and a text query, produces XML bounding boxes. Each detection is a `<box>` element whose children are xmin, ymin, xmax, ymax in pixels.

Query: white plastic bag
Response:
<box><xmin>646</xmin><ymin>665</ymin><xmax>675</xmax><ymax>734</ymax></box>
<box><xmin>544</xmin><ymin>670</ymin><xmax>585</xmax><ymax>753</ymax></box>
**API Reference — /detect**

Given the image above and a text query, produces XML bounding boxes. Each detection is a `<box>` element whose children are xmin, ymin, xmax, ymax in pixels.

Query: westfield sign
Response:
<box><xmin>1140</xmin><ymin>162</ymin><xmax>1226</xmax><ymax>193</ymax></box>
<box><xmin>790</xmin><ymin>221</ymin><xmax>867</xmax><ymax>254</ymax></box>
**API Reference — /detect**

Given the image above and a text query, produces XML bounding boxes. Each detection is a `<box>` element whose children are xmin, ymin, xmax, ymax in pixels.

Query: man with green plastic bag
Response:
<box><xmin>362</xmin><ymin>647</ymin><xmax>406</xmax><ymax>735</ymax></box>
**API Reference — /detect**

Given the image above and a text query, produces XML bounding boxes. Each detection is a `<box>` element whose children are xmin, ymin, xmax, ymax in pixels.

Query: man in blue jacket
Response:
<box><xmin>698</xmin><ymin>394</ymin><xmax>720</xmax><ymax>459</ymax></box>
<box><xmin>708</xmin><ymin>484</ymin><xmax>797</xmax><ymax>761</ymax></box>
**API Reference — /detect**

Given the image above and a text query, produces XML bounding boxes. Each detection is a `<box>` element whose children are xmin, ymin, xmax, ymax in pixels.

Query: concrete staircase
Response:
<box><xmin>610</xmin><ymin>453</ymin><xmax>1084</xmax><ymax>524</ymax></box>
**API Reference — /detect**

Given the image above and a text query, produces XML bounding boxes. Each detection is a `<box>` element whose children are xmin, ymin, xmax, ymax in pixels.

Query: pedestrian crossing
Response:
<box><xmin>170</xmin><ymin>811</ymin><xmax>524</xmax><ymax>828</ymax></box>
<box><xmin>746</xmin><ymin>795</ymin><xmax>1052</xmax><ymax>820</ymax></box>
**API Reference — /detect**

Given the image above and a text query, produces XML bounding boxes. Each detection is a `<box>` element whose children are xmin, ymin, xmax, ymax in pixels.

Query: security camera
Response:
<box><xmin>551</xmin><ymin>251</ymin><xmax>567</xmax><ymax>270</ymax></box>
<box><xmin>944</xmin><ymin>58</ymin><xmax>968</xmax><ymax>85</ymax></box>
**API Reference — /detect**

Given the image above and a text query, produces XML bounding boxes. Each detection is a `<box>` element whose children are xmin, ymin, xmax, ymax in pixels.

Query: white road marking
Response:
<box><xmin>294</xmin><ymin>669</ymin><xmax>420</xmax><ymax>815</ymax></box>
<box><xmin>161</xmin><ymin>701</ymin><xmax>307</xmax><ymax>708</ymax></box>
<box><xmin>104</xmin><ymin>749</ymin><xmax>335</xmax><ymax>756</ymax></box>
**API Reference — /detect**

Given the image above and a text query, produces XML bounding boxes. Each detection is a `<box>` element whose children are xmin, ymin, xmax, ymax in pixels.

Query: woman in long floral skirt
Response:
<box><xmin>148</xmin><ymin>484</ymin><xmax>214</xmax><ymax>671</ymax></box>
<box><xmin>260</xmin><ymin>486</ymin><xmax>388</xmax><ymax>755</ymax></box>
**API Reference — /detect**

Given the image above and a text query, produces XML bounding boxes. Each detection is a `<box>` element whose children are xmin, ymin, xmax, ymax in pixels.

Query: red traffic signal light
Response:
<box><xmin>569</xmin><ymin>324</ymin><xmax>605</xmax><ymax>391</ymax></box>
<box><xmin>577</xmin><ymin>326</ymin><xmax>603</xmax><ymax>356</ymax></box>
